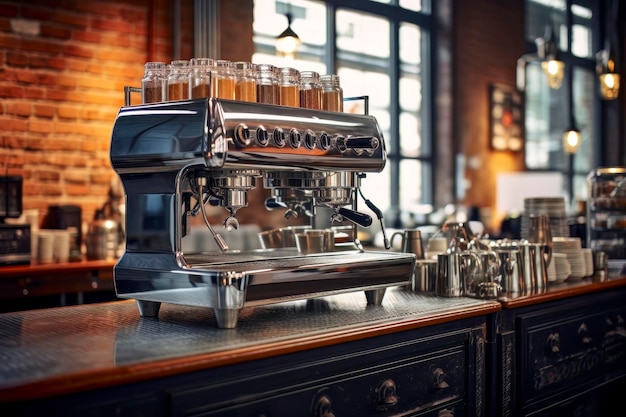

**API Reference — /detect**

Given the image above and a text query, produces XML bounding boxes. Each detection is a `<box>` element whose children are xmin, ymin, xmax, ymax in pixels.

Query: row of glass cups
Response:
<box><xmin>141</xmin><ymin>59</ymin><xmax>343</xmax><ymax>111</ymax></box>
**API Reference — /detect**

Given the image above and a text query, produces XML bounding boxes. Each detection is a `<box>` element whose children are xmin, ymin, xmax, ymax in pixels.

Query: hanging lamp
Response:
<box><xmin>276</xmin><ymin>12</ymin><xmax>301</xmax><ymax>59</ymax></box>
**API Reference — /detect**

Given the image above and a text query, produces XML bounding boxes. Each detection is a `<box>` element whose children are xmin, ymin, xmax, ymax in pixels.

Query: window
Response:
<box><xmin>252</xmin><ymin>0</ymin><xmax>434</xmax><ymax>229</ymax></box>
<box><xmin>523</xmin><ymin>0</ymin><xmax>598</xmax><ymax>203</ymax></box>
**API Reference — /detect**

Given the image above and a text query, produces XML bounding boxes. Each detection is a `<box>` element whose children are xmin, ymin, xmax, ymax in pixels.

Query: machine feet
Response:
<box><xmin>214</xmin><ymin>308</ymin><xmax>240</xmax><ymax>329</ymax></box>
<box><xmin>365</xmin><ymin>288</ymin><xmax>386</xmax><ymax>306</ymax></box>
<box><xmin>136</xmin><ymin>300</ymin><xmax>161</xmax><ymax>318</ymax></box>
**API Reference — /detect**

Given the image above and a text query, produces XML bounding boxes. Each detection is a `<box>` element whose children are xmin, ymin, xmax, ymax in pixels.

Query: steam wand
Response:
<box><xmin>358</xmin><ymin>188</ymin><xmax>390</xmax><ymax>250</ymax></box>
<box><xmin>195</xmin><ymin>177</ymin><xmax>229</xmax><ymax>251</ymax></box>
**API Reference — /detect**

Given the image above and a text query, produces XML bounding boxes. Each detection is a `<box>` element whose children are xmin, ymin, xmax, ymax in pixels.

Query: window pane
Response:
<box><xmin>524</xmin><ymin>62</ymin><xmax>568</xmax><ymax>170</ymax></box>
<box><xmin>571</xmin><ymin>3</ymin><xmax>593</xmax><ymax>58</ymax></box>
<box><xmin>336</xmin><ymin>9</ymin><xmax>389</xmax><ymax>59</ymax></box>
<box><xmin>399</xmin><ymin>159</ymin><xmax>423</xmax><ymax>208</ymax></box>
<box><xmin>525</xmin><ymin>0</ymin><xmax>567</xmax><ymax>47</ymax></box>
<box><xmin>252</xmin><ymin>0</ymin><xmax>326</xmax><ymax>68</ymax></box>
<box><xmin>400</xmin><ymin>0</ymin><xmax>425</xmax><ymax>13</ymax></box>
<box><xmin>572</xmin><ymin>67</ymin><xmax>595</xmax><ymax>189</ymax></box>
<box><xmin>399</xmin><ymin>22</ymin><xmax>424</xmax><ymax>157</ymax></box>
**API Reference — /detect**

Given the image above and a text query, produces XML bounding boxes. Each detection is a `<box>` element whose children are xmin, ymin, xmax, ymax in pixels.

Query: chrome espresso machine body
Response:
<box><xmin>110</xmin><ymin>97</ymin><xmax>415</xmax><ymax>328</ymax></box>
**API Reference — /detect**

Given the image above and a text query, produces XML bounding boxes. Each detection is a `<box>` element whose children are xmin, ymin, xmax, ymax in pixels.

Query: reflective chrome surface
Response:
<box><xmin>110</xmin><ymin>98</ymin><xmax>414</xmax><ymax>328</ymax></box>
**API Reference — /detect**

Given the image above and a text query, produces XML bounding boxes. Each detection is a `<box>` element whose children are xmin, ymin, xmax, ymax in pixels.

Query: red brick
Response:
<box><xmin>73</xmin><ymin>29</ymin><xmax>100</xmax><ymax>43</ymax></box>
<box><xmin>66</xmin><ymin>183</ymin><xmax>91</xmax><ymax>196</ymax></box>
<box><xmin>63</xmin><ymin>43</ymin><xmax>94</xmax><ymax>58</ymax></box>
<box><xmin>16</xmin><ymin>69</ymin><xmax>39</xmax><ymax>84</ymax></box>
<box><xmin>0</xmin><ymin>85</ymin><xmax>24</xmax><ymax>98</ymax></box>
<box><xmin>66</xmin><ymin>58</ymin><xmax>88</xmax><ymax>72</ymax></box>
<box><xmin>0</xmin><ymin>33</ymin><xmax>18</xmax><ymax>49</ymax></box>
<box><xmin>0</xmin><ymin>4</ymin><xmax>19</xmax><ymax>17</ymax></box>
<box><xmin>6</xmin><ymin>51</ymin><xmax>28</xmax><ymax>66</ymax></box>
<box><xmin>21</xmin><ymin>5</ymin><xmax>53</xmax><ymax>21</ymax></box>
<box><xmin>30</xmin><ymin>55</ymin><xmax>65</xmax><ymax>70</ymax></box>
<box><xmin>40</xmin><ymin>22</ymin><xmax>72</xmax><ymax>40</ymax></box>
<box><xmin>20</xmin><ymin>38</ymin><xmax>64</xmax><ymax>54</ymax></box>
<box><xmin>46</xmin><ymin>88</ymin><xmax>69</xmax><ymax>101</ymax></box>
<box><xmin>5</xmin><ymin>101</ymin><xmax>32</xmax><ymax>117</ymax></box>
<box><xmin>0</xmin><ymin>17</ymin><xmax>11</xmax><ymax>32</ymax></box>
<box><xmin>93</xmin><ymin>16</ymin><xmax>135</xmax><ymax>34</ymax></box>
<box><xmin>0</xmin><ymin>67</ymin><xmax>17</xmax><ymax>82</ymax></box>
<box><xmin>57</xmin><ymin>104</ymin><xmax>80</xmax><ymax>119</ymax></box>
<box><xmin>0</xmin><ymin>117</ymin><xmax>27</xmax><ymax>131</ymax></box>
<box><xmin>23</xmin><ymin>86</ymin><xmax>45</xmax><ymax>100</ymax></box>
<box><xmin>29</xmin><ymin>119</ymin><xmax>57</xmax><ymax>134</ymax></box>
<box><xmin>34</xmin><ymin>103</ymin><xmax>56</xmax><ymax>118</ymax></box>
<box><xmin>52</xmin><ymin>10</ymin><xmax>88</xmax><ymax>28</ymax></box>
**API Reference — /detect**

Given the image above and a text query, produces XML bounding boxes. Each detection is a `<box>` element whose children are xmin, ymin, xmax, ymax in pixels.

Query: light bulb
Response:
<box><xmin>541</xmin><ymin>59</ymin><xmax>565</xmax><ymax>89</ymax></box>
<box><xmin>599</xmin><ymin>73</ymin><xmax>620</xmax><ymax>100</ymax></box>
<box><xmin>563</xmin><ymin>129</ymin><xmax>581</xmax><ymax>154</ymax></box>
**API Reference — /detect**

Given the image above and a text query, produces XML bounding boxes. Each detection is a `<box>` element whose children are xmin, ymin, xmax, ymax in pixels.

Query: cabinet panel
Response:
<box><xmin>170</xmin><ymin>325</ymin><xmax>484</xmax><ymax>417</ymax></box>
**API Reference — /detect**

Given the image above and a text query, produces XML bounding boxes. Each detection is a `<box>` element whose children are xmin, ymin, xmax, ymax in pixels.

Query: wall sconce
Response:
<box><xmin>517</xmin><ymin>24</ymin><xmax>565</xmax><ymax>91</ymax></box>
<box><xmin>276</xmin><ymin>13</ymin><xmax>301</xmax><ymax>59</ymax></box>
<box><xmin>596</xmin><ymin>48</ymin><xmax>620</xmax><ymax>100</ymax></box>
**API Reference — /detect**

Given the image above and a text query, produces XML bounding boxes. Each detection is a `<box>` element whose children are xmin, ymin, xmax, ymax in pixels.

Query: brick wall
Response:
<box><xmin>0</xmin><ymin>0</ymin><xmax>256</xmax><ymax>230</ymax></box>
<box><xmin>453</xmin><ymin>0</ymin><xmax>526</xmax><ymax>230</ymax></box>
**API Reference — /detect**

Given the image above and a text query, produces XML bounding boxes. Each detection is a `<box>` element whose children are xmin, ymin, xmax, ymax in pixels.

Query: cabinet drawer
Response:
<box><xmin>170</xmin><ymin>327</ymin><xmax>481</xmax><ymax>417</ymax></box>
<box><xmin>518</xmin><ymin>299</ymin><xmax>626</xmax><ymax>404</ymax></box>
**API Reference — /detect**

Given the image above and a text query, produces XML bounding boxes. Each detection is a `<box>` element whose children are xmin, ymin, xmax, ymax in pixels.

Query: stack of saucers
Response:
<box><xmin>552</xmin><ymin>237</ymin><xmax>586</xmax><ymax>280</ymax></box>
<box><xmin>549</xmin><ymin>252</ymin><xmax>571</xmax><ymax>282</ymax></box>
<box><xmin>581</xmin><ymin>248</ymin><xmax>594</xmax><ymax>277</ymax></box>
<box><xmin>522</xmin><ymin>197</ymin><xmax>570</xmax><ymax>239</ymax></box>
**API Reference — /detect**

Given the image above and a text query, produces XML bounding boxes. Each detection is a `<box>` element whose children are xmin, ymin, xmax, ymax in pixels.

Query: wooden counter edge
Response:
<box><xmin>498</xmin><ymin>275</ymin><xmax>626</xmax><ymax>309</ymax></box>
<box><xmin>0</xmin><ymin>301</ymin><xmax>500</xmax><ymax>403</ymax></box>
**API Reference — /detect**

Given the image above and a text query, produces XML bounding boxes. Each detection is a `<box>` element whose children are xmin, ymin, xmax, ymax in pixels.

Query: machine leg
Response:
<box><xmin>136</xmin><ymin>300</ymin><xmax>161</xmax><ymax>318</ymax></box>
<box><xmin>365</xmin><ymin>288</ymin><xmax>386</xmax><ymax>305</ymax></box>
<box><xmin>214</xmin><ymin>308</ymin><xmax>240</xmax><ymax>329</ymax></box>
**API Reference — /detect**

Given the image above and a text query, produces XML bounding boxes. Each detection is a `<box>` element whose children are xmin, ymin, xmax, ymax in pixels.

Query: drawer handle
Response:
<box><xmin>433</xmin><ymin>367</ymin><xmax>449</xmax><ymax>389</ymax></box>
<box><xmin>578</xmin><ymin>322</ymin><xmax>593</xmax><ymax>344</ymax></box>
<box><xmin>545</xmin><ymin>332</ymin><xmax>560</xmax><ymax>355</ymax></box>
<box><xmin>376</xmin><ymin>379</ymin><xmax>398</xmax><ymax>409</ymax></box>
<box><xmin>312</xmin><ymin>395</ymin><xmax>335</xmax><ymax>417</ymax></box>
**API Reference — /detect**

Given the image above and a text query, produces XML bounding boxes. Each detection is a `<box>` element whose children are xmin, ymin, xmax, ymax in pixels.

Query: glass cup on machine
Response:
<box><xmin>167</xmin><ymin>59</ymin><xmax>191</xmax><ymax>101</ymax></box>
<box><xmin>299</xmin><ymin>70</ymin><xmax>322</xmax><ymax>110</ymax></box>
<box><xmin>233</xmin><ymin>61</ymin><xmax>257</xmax><ymax>102</ymax></box>
<box><xmin>278</xmin><ymin>67</ymin><xmax>301</xmax><ymax>107</ymax></box>
<box><xmin>189</xmin><ymin>57</ymin><xmax>214</xmax><ymax>99</ymax></box>
<box><xmin>256</xmin><ymin>63</ymin><xmax>279</xmax><ymax>105</ymax></box>
<box><xmin>215</xmin><ymin>59</ymin><xmax>236</xmax><ymax>99</ymax></box>
<box><xmin>141</xmin><ymin>61</ymin><xmax>167</xmax><ymax>103</ymax></box>
<box><xmin>320</xmin><ymin>74</ymin><xmax>343</xmax><ymax>112</ymax></box>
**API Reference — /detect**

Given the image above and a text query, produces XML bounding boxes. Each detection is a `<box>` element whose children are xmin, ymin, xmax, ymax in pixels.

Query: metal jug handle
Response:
<box><xmin>390</xmin><ymin>231</ymin><xmax>404</xmax><ymax>250</ymax></box>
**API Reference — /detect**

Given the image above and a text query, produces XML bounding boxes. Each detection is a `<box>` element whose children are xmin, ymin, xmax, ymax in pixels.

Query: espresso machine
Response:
<box><xmin>110</xmin><ymin>97</ymin><xmax>415</xmax><ymax>328</ymax></box>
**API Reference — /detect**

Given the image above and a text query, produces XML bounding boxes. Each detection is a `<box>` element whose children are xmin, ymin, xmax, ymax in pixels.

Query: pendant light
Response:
<box><xmin>563</xmin><ymin>125</ymin><xmax>581</xmax><ymax>154</ymax></box>
<box><xmin>597</xmin><ymin>49</ymin><xmax>620</xmax><ymax>100</ymax></box>
<box><xmin>276</xmin><ymin>12</ymin><xmax>301</xmax><ymax>59</ymax></box>
<box><xmin>536</xmin><ymin>25</ymin><xmax>565</xmax><ymax>89</ymax></box>
<box><xmin>596</xmin><ymin>0</ymin><xmax>620</xmax><ymax>100</ymax></box>
<box><xmin>516</xmin><ymin>23</ymin><xmax>565</xmax><ymax>91</ymax></box>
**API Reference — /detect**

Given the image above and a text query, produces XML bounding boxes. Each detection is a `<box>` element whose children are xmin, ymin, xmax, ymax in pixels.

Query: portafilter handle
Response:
<box><xmin>336</xmin><ymin>207</ymin><xmax>372</xmax><ymax>228</ymax></box>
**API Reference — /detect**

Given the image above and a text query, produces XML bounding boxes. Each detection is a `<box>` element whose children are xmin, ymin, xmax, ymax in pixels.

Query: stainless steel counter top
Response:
<box><xmin>0</xmin><ymin>287</ymin><xmax>500</xmax><ymax>402</ymax></box>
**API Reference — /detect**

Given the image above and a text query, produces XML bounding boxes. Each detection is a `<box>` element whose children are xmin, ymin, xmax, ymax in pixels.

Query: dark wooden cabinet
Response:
<box><xmin>492</xmin><ymin>283</ymin><xmax>626</xmax><ymax>417</ymax></box>
<box><xmin>0</xmin><ymin>291</ymin><xmax>498</xmax><ymax>417</ymax></box>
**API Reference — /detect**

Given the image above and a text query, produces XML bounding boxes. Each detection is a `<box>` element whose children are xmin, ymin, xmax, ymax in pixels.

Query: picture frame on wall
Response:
<box><xmin>489</xmin><ymin>84</ymin><xmax>524</xmax><ymax>152</ymax></box>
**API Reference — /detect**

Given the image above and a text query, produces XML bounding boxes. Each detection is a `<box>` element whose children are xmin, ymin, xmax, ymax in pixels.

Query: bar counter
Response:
<box><xmin>0</xmin><ymin>287</ymin><xmax>500</xmax><ymax>403</ymax></box>
<box><xmin>1</xmin><ymin>274</ymin><xmax>625</xmax><ymax>415</ymax></box>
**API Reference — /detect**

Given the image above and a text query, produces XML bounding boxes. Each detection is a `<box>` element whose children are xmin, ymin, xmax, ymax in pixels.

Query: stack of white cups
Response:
<box><xmin>37</xmin><ymin>230</ymin><xmax>56</xmax><ymax>264</ymax></box>
<box><xmin>37</xmin><ymin>229</ymin><xmax>71</xmax><ymax>263</ymax></box>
